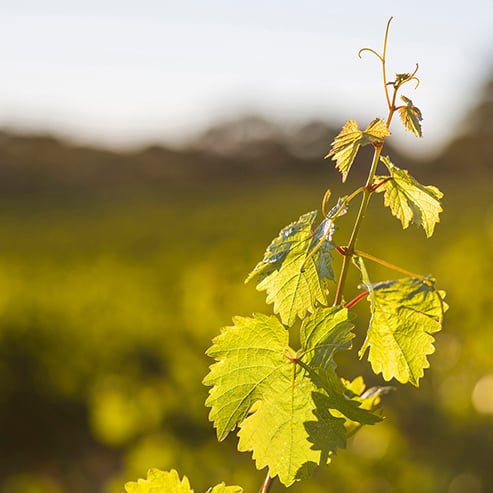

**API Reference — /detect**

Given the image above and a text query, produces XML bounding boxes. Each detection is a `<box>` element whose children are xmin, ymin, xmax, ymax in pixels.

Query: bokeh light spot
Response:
<box><xmin>472</xmin><ymin>374</ymin><xmax>493</xmax><ymax>414</ymax></box>
<box><xmin>448</xmin><ymin>473</ymin><xmax>482</xmax><ymax>493</ymax></box>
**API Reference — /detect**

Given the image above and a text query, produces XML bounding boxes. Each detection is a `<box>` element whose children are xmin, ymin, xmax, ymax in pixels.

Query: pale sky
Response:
<box><xmin>0</xmin><ymin>1</ymin><xmax>492</xmax><ymax>156</ymax></box>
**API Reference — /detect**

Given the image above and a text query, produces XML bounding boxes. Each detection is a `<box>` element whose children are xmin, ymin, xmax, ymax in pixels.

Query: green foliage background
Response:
<box><xmin>0</xmin><ymin>79</ymin><xmax>492</xmax><ymax>493</ymax></box>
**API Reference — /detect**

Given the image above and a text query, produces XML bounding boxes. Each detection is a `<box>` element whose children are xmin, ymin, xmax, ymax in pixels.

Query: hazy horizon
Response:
<box><xmin>1</xmin><ymin>1</ymin><xmax>492</xmax><ymax>157</ymax></box>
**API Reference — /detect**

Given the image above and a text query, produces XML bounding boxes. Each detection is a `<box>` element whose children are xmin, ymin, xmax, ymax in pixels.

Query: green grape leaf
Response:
<box><xmin>376</xmin><ymin>156</ymin><xmax>443</xmax><ymax>237</ymax></box>
<box><xmin>362</xmin><ymin>118</ymin><xmax>392</xmax><ymax>144</ymax></box>
<box><xmin>312</xmin><ymin>368</ymin><xmax>383</xmax><ymax>426</ymax></box>
<box><xmin>341</xmin><ymin>376</ymin><xmax>392</xmax><ymax>412</ymax></box>
<box><xmin>246</xmin><ymin>211</ymin><xmax>335</xmax><ymax>327</ymax></box>
<box><xmin>124</xmin><ymin>469</ymin><xmax>243</xmax><ymax>493</ymax></box>
<box><xmin>325</xmin><ymin>120</ymin><xmax>362</xmax><ymax>182</ymax></box>
<box><xmin>208</xmin><ymin>485</ymin><xmax>243</xmax><ymax>493</ymax></box>
<box><xmin>354</xmin><ymin>257</ymin><xmax>446</xmax><ymax>386</ymax></box>
<box><xmin>399</xmin><ymin>95</ymin><xmax>423</xmax><ymax>137</ymax></box>
<box><xmin>341</xmin><ymin>376</ymin><xmax>391</xmax><ymax>434</ymax></box>
<box><xmin>298</xmin><ymin>308</ymin><xmax>381</xmax><ymax>426</ymax></box>
<box><xmin>326</xmin><ymin>119</ymin><xmax>390</xmax><ymax>182</ymax></box>
<box><xmin>204</xmin><ymin>307</ymin><xmax>380</xmax><ymax>486</ymax></box>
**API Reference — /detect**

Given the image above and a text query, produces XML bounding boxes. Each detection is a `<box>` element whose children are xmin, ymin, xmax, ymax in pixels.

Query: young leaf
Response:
<box><xmin>208</xmin><ymin>485</ymin><xmax>243</xmax><ymax>493</ymax></box>
<box><xmin>363</xmin><ymin>118</ymin><xmax>392</xmax><ymax>144</ymax></box>
<box><xmin>326</xmin><ymin>119</ymin><xmax>390</xmax><ymax>182</ymax></box>
<box><xmin>325</xmin><ymin>120</ymin><xmax>362</xmax><ymax>182</ymax></box>
<box><xmin>340</xmin><ymin>376</ymin><xmax>391</xmax><ymax>434</ymax></box>
<box><xmin>398</xmin><ymin>95</ymin><xmax>423</xmax><ymax>137</ymax></box>
<box><xmin>313</xmin><ymin>368</ymin><xmax>383</xmax><ymax>426</ymax></box>
<box><xmin>298</xmin><ymin>308</ymin><xmax>382</xmax><ymax>426</ymax></box>
<box><xmin>376</xmin><ymin>156</ymin><xmax>443</xmax><ymax>237</ymax></box>
<box><xmin>124</xmin><ymin>468</ymin><xmax>243</xmax><ymax>493</ymax></box>
<box><xmin>203</xmin><ymin>307</ymin><xmax>380</xmax><ymax>486</ymax></box>
<box><xmin>246</xmin><ymin>211</ymin><xmax>335</xmax><ymax>327</ymax></box>
<box><xmin>342</xmin><ymin>376</ymin><xmax>392</xmax><ymax>413</ymax></box>
<box><xmin>354</xmin><ymin>257</ymin><xmax>446</xmax><ymax>386</ymax></box>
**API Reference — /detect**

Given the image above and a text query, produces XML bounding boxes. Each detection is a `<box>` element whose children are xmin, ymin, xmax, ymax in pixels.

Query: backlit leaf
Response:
<box><xmin>355</xmin><ymin>256</ymin><xmax>446</xmax><ymax>386</ymax></box>
<box><xmin>399</xmin><ymin>95</ymin><xmax>423</xmax><ymax>137</ymax></box>
<box><xmin>376</xmin><ymin>156</ymin><xmax>443</xmax><ymax>237</ymax></box>
<box><xmin>208</xmin><ymin>485</ymin><xmax>244</xmax><ymax>493</ymax></box>
<box><xmin>340</xmin><ymin>376</ymin><xmax>391</xmax><ymax>434</ymax></box>
<box><xmin>342</xmin><ymin>376</ymin><xmax>392</xmax><ymax>413</ymax></box>
<box><xmin>363</xmin><ymin>118</ymin><xmax>392</xmax><ymax>143</ymax></box>
<box><xmin>204</xmin><ymin>307</ymin><xmax>380</xmax><ymax>485</ymax></box>
<box><xmin>326</xmin><ymin>119</ymin><xmax>390</xmax><ymax>182</ymax></box>
<box><xmin>325</xmin><ymin>120</ymin><xmax>362</xmax><ymax>182</ymax></box>
<box><xmin>246</xmin><ymin>211</ymin><xmax>335</xmax><ymax>327</ymax></box>
<box><xmin>124</xmin><ymin>469</ymin><xmax>243</xmax><ymax>493</ymax></box>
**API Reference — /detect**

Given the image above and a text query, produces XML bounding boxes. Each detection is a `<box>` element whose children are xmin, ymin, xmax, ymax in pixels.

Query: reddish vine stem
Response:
<box><xmin>354</xmin><ymin>249</ymin><xmax>425</xmax><ymax>279</ymax></box>
<box><xmin>345</xmin><ymin>290</ymin><xmax>370</xmax><ymax>309</ymax></box>
<box><xmin>258</xmin><ymin>472</ymin><xmax>274</xmax><ymax>493</ymax></box>
<box><xmin>337</xmin><ymin>245</ymin><xmax>424</xmax><ymax>280</ymax></box>
<box><xmin>371</xmin><ymin>176</ymin><xmax>393</xmax><ymax>192</ymax></box>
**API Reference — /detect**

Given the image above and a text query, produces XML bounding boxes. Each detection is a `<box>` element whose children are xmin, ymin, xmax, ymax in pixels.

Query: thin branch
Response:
<box><xmin>354</xmin><ymin>249</ymin><xmax>425</xmax><ymax>279</ymax></box>
<box><xmin>258</xmin><ymin>472</ymin><xmax>274</xmax><ymax>493</ymax></box>
<box><xmin>345</xmin><ymin>290</ymin><xmax>370</xmax><ymax>309</ymax></box>
<box><xmin>370</xmin><ymin>176</ymin><xmax>392</xmax><ymax>193</ymax></box>
<box><xmin>333</xmin><ymin>145</ymin><xmax>383</xmax><ymax>306</ymax></box>
<box><xmin>381</xmin><ymin>17</ymin><xmax>393</xmax><ymax>110</ymax></box>
<box><xmin>321</xmin><ymin>188</ymin><xmax>332</xmax><ymax>217</ymax></box>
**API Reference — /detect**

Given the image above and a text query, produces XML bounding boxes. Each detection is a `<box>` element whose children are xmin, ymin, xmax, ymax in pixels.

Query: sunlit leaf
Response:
<box><xmin>340</xmin><ymin>376</ymin><xmax>391</xmax><ymax>434</ymax></box>
<box><xmin>208</xmin><ymin>485</ymin><xmax>244</xmax><ymax>493</ymax></box>
<box><xmin>204</xmin><ymin>307</ymin><xmax>380</xmax><ymax>485</ymax></box>
<box><xmin>125</xmin><ymin>469</ymin><xmax>191</xmax><ymax>493</ymax></box>
<box><xmin>326</xmin><ymin>119</ymin><xmax>390</xmax><ymax>182</ymax></box>
<box><xmin>313</xmin><ymin>368</ymin><xmax>383</xmax><ymax>426</ymax></box>
<box><xmin>342</xmin><ymin>376</ymin><xmax>392</xmax><ymax>413</ymax></box>
<box><xmin>325</xmin><ymin>120</ymin><xmax>362</xmax><ymax>182</ymax></box>
<box><xmin>376</xmin><ymin>156</ymin><xmax>443</xmax><ymax>237</ymax></box>
<box><xmin>363</xmin><ymin>118</ymin><xmax>392</xmax><ymax>143</ymax></box>
<box><xmin>398</xmin><ymin>95</ymin><xmax>423</xmax><ymax>137</ymax></box>
<box><xmin>246</xmin><ymin>211</ymin><xmax>335</xmax><ymax>327</ymax></box>
<box><xmin>124</xmin><ymin>469</ymin><xmax>242</xmax><ymax>493</ymax></box>
<box><xmin>354</xmin><ymin>256</ymin><xmax>446</xmax><ymax>386</ymax></box>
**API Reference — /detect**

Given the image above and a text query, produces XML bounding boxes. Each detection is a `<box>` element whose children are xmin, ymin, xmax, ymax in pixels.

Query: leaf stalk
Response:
<box><xmin>353</xmin><ymin>249</ymin><xmax>425</xmax><ymax>280</ymax></box>
<box><xmin>345</xmin><ymin>290</ymin><xmax>370</xmax><ymax>309</ymax></box>
<box><xmin>258</xmin><ymin>472</ymin><xmax>274</xmax><ymax>493</ymax></box>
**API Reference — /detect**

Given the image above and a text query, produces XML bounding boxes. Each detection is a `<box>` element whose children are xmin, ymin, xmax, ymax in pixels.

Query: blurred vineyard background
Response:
<box><xmin>0</xmin><ymin>76</ymin><xmax>492</xmax><ymax>493</ymax></box>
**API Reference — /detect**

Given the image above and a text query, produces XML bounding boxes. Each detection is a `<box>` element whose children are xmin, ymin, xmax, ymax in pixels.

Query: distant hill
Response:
<box><xmin>429</xmin><ymin>76</ymin><xmax>493</xmax><ymax>177</ymax></box>
<box><xmin>0</xmin><ymin>76</ymin><xmax>491</xmax><ymax>197</ymax></box>
<box><xmin>0</xmin><ymin>120</ymin><xmax>407</xmax><ymax>197</ymax></box>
